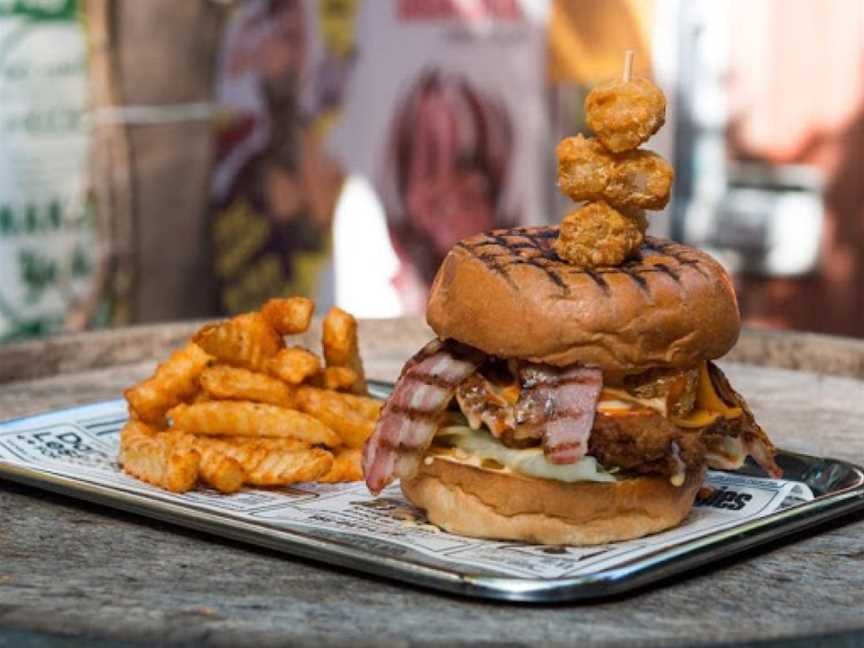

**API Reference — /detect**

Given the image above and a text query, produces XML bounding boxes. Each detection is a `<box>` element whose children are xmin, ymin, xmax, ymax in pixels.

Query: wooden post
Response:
<box><xmin>83</xmin><ymin>0</ymin><xmax>228</xmax><ymax>324</ymax></box>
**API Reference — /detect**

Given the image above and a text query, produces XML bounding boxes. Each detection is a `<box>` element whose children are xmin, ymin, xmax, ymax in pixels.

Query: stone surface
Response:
<box><xmin>0</xmin><ymin>319</ymin><xmax>863</xmax><ymax>647</ymax></box>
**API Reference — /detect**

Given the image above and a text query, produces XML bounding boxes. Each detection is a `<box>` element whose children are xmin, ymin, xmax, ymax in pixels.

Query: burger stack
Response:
<box><xmin>361</xmin><ymin>58</ymin><xmax>781</xmax><ymax>547</ymax></box>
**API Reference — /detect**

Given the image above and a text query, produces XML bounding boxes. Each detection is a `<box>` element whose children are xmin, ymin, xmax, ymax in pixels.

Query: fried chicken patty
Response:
<box><xmin>589</xmin><ymin>409</ymin><xmax>704</xmax><ymax>478</ymax></box>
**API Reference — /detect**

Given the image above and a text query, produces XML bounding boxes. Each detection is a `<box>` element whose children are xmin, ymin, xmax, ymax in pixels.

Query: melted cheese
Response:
<box><xmin>598</xmin><ymin>363</ymin><xmax>742</xmax><ymax>428</ymax></box>
<box><xmin>671</xmin><ymin>363</ymin><xmax>742</xmax><ymax>428</ymax></box>
<box><xmin>598</xmin><ymin>388</ymin><xmax>667</xmax><ymax>416</ymax></box>
<box><xmin>433</xmin><ymin>426</ymin><xmax>616</xmax><ymax>483</ymax></box>
<box><xmin>695</xmin><ymin>363</ymin><xmax>742</xmax><ymax>417</ymax></box>
<box><xmin>670</xmin><ymin>409</ymin><xmax>723</xmax><ymax>429</ymax></box>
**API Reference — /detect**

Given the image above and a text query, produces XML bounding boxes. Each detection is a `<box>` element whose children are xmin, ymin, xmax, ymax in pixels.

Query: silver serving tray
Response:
<box><xmin>0</xmin><ymin>380</ymin><xmax>862</xmax><ymax>603</ymax></box>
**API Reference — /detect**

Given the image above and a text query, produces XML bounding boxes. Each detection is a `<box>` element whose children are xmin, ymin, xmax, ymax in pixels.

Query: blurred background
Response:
<box><xmin>0</xmin><ymin>0</ymin><xmax>861</xmax><ymax>344</ymax></box>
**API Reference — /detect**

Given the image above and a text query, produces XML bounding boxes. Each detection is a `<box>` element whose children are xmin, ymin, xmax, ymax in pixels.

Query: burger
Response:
<box><xmin>362</xmin><ymin>227</ymin><xmax>781</xmax><ymax>545</ymax></box>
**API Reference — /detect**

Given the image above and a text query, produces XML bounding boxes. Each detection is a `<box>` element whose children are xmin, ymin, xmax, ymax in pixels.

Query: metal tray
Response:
<box><xmin>0</xmin><ymin>381</ymin><xmax>862</xmax><ymax>603</ymax></box>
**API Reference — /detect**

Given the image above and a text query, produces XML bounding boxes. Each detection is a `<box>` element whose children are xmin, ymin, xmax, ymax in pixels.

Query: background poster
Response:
<box><xmin>0</xmin><ymin>0</ymin><xmax>94</xmax><ymax>342</ymax></box>
<box><xmin>212</xmin><ymin>0</ymin><xmax>350</xmax><ymax>315</ymax></box>
<box><xmin>327</xmin><ymin>0</ymin><xmax>551</xmax><ymax>315</ymax></box>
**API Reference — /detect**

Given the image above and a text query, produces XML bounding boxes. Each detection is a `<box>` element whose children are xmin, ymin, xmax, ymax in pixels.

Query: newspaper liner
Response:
<box><xmin>0</xmin><ymin>400</ymin><xmax>813</xmax><ymax>580</ymax></box>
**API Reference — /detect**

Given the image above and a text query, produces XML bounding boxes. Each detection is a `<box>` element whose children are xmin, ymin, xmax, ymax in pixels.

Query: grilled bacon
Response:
<box><xmin>515</xmin><ymin>364</ymin><xmax>604</xmax><ymax>464</ymax></box>
<box><xmin>363</xmin><ymin>341</ymin><xmax>779</xmax><ymax>494</ymax></box>
<box><xmin>455</xmin><ymin>372</ymin><xmax>516</xmax><ymax>438</ymax></box>
<box><xmin>362</xmin><ymin>339</ymin><xmax>482</xmax><ymax>494</ymax></box>
<box><xmin>703</xmin><ymin>362</ymin><xmax>781</xmax><ymax>478</ymax></box>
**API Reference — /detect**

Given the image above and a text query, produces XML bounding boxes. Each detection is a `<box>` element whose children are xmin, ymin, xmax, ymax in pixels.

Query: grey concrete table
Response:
<box><xmin>0</xmin><ymin>319</ymin><xmax>863</xmax><ymax>648</ymax></box>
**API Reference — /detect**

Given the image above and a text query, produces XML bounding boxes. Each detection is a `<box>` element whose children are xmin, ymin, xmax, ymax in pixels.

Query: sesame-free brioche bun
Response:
<box><xmin>426</xmin><ymin>226</ymin><xmax>740</xmax><ymax>373</ymax></box>
<box><xmin>402</xmin><ymin>458</ymin><xmax>705</xmax><ymax>546</ymax></box>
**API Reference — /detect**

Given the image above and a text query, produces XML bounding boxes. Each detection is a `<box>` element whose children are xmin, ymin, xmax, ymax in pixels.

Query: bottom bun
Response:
<box><xmin>401</xmin><ymin>458</ymin><xmax>705</xmax><ymax>546</ymax></box>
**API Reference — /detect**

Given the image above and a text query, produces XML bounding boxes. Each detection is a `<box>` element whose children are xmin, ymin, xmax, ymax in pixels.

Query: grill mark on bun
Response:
<box><xmin>653</xmin><ymin>263</ymin><xmax>680</xmax><ymax>282</ymax></box>
<box><xmin>509</xmin><ymin>225</ymin><xmax>558</xmax><ymax>239</ymax></box>
<box><xmin>621</xmin><ymin>268</ymin><xmax>650</xmax><ymax>293</ymax></box>
<box><xmin>584</xmin><ymin>268</ymin><xmax>611</xmax><ymax>294</ymax></box>
<box><xmin>544</xmin><ymin>269</ymin><xmax>568</xmax><ymax>293</ymax></box>
<box><xmin>642</xmin><ymin>239</ymin><xmax>708</xmax><ymax>278</ymax></box>
<box><xmin>458</xmin><ymin>227</ymin><xmax>716</xmax><ymax>296</ymax></box>
<box><xmin>681</xmin><ymin>259</ymin><xmax>709</xmax><ymax>278</ymax></box>
<box><xmin>506</xmin><ymin>257</ymin><xmax>570</xmax><ymax>296</ymax></box>
<box><xmin>456</xmin><ymin>241</ymin><xmax>518</xmax><ymax>289</ymax></box>
<box><xmin>506</xmin><ymin>242</ymin><xmax>540</xmax><ymax>251</ymax></box>
<box><xmin>533</xmin><ymin>264</ymin><xmax>568</xmax><ymax>293</ymax></box>
<box><xmin>430</xmin><ymin>227</ymin><xmax>740</xmax><ymax>373</ymax></box>
<box><xmin>641</xmin><ymin>239</ymin><xmax>666</xmax><ymax>253</ymax></box>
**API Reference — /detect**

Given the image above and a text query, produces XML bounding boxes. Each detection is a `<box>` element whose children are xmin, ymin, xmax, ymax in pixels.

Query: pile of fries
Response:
<box><xmin>121</xmin><ymin>298</ymin><xmax>381</xmax><ymax>494</ymax></box>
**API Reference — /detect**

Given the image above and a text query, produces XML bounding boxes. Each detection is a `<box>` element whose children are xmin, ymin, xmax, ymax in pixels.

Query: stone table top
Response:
<box><xmin>0</xmin><ymin>319</ymin><xmax>863</xmax><ymax>648</ymax></box>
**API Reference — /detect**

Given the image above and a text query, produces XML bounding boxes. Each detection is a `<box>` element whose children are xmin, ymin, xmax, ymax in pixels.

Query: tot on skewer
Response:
<box><xmin>585</xmin><ymin>77</ymin><xmax>666</xmax><ymax>153</ymax></box>
<box><xmin>555</xmin><ymin>134</ymin><xmax>614</xmax><ymax>203</ymax></box>
<box><xmin>554</xmin><ymin>201</ymin><xmax>646</xmax><ymax>268</ymax></box>
<box><xmin>605</xmin><ymin>149</ymin><xmax>674</xmax><ymax>211</ymax></box>
<box><xmin>556</xmin><ymin>136</ymin><xmax>674</xmax><ymax>211</ymax></box>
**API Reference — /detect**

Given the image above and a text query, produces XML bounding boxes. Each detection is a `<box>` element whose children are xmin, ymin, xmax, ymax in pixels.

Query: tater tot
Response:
<box><xmin>606</xmin><ymin>149</ymin><xmax>674</xmax><ymax>210</ymax></box>
<box><xmin>585</xmin><ymin>78</ymin><xmax>666</xmax><ymax>153</ymax></box>
<box><xmin>554</xmin><ymin>201</ymin><xmax>646</xmax><ymax>267</ymax></box>
<box><xmin>555</xmin><ymin>134</ymin><xmax>614</xmax><ymax>203</ymax></box>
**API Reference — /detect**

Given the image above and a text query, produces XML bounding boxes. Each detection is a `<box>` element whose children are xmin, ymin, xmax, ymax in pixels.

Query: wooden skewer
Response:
<box><xmin>622</xmin><ymin>49</ymin><xmax>635</xmax><ymax>82</ymax></box>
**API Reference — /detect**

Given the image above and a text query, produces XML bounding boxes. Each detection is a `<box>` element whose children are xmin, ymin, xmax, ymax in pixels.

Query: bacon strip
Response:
<box><xmin>707</xmin><ymin>362</ymin><xmax>782</xmax><ymax>478</ymax></box>
<box><xmin>362</xmin><ymin>340</ymin><xmax>482</xmax><ymax>494</ymax></box>
<box><xmin>515</xmin><ymin>364</ymin><xmax>603</xmax><ymax>464</ymax></box>
<box><xmin>455</xmin><ymin>373</ymin><xmax>516</xmax><ymax>438</ymax></box>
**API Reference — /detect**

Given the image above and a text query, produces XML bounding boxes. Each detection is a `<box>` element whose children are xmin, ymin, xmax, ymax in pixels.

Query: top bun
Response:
<box><xmin>426</xmin><ymin>226</ymin><xmax>740</xmax><ymax>372</ymax></box>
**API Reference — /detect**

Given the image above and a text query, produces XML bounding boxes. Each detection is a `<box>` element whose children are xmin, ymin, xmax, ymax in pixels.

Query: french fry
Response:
<box><xmin>298</xmin><ymin>385</ymin><xmax>382</xmax><ymax>420</ymax></box>
<box><xmin>319</xmin><ymin>447</ymin><xmax>363</xmax><ymax>483</ymax></box>
<box><xmin>339</xmin><ymin>391</ymin><xmax>383</xmax><ymax>421</ymax></box>
<box><xmin>168</xmin><ymin>401</ymin><xmax>341</xmax><ymax>447</ymax></box>
<box><xmin>189</xmin><ymin>436</ymin><xmax>333</xmax><ymax>486</ymax></box>
<box><xmin>196</xmin><ymin>449</ymin><xmax>245</xmax><ymax>494</ymax></box>
<box><xmin>322</xmin><ymin>307</ymin><xmax>367</xmax><ymax>394</ymax></box>
<box><xmin>295</xmin><ymin>386</ymin><xmax>381</xmax><ymax>448</ymax></box>
<box><xmin>261</xmin><ymin>297</ymin><xmax>314</xmax><ymax>335</ymax></box>
<box><xmin>311</xmin><ymin>366</ymin><xmax>358</xmax><ymax>391</ymax></box>
<box><xmin>119</xmin><ymin>421</ymin><xmax>200</xmax><ymax>493</ymax></box>
<box><xmin>224</xmin><ymin>437</ymin><xmax>310</xmax><ymax>452</ymax></box>
<box><xmin>124</xmin><ymin>343</ymin><xmax>211</xmax><ymax>424</ymax></box>
<box><xmin>165</xmin><ymin>432</ymin><xmax>246</xmax><ymax>494</ymax></box>
<box><xmin>121</xmin><ymin>296</ymin><xmax>376</xmax><ymax>495</ymax></box>
<box><xmin>193</xmin><ymin>312</ymin><xmax>281</xmax><ymax>371</ymax></box>
<box><xmin>200</xmin><ymin>365</ymin><xmax>294</xmax><ymax>407</ymax></box>
<box><xmin>242</xmin><ymin>446</ymin><xmax>332</xmax><ymax>486</ymax></box>
<box><xmin>267</xmin><ymin>347</ymin><xmax>320</xmax><ymax>385</ymax></box>
<box><xmin>190</xmin><ymin>391</ymin><xmax>212</xmax><ymax>404</ymax></box>
<box><xmin>120</xmin><ymin>419</ymin><xmax>156</xmax><ymax>448</ymax></box>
